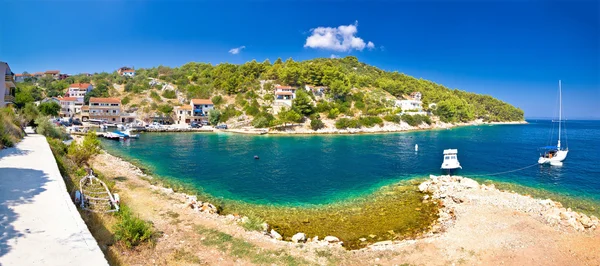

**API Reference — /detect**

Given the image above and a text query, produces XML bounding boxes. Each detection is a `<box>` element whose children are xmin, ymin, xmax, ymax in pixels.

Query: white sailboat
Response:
<box><xmin>538</xmin><ymin>80</ymin><xmax>568</xmax><ymax>166</ymax></box>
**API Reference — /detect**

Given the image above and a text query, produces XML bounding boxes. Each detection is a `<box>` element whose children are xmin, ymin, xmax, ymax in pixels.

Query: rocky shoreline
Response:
<box><xmin>240</xmin><ymin>120</ymin><xmax>528</xmax><ymax>135</ymax></box>
<box><xmin>98</xmin><ymin>150</ymin><xmax>596</xmax><ymax>248</ymax></box>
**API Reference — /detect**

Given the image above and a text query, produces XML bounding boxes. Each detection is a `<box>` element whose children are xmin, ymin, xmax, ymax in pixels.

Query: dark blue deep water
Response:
<box><xmin>102</xmin><ymin>120</ymin><xmax>600</xmax><ymax>205</ymax></box>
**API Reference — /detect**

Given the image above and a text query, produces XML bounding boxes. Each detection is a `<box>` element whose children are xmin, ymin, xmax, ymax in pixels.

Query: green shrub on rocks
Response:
<box><xmin>358</xmin><ymin>116</ymin><xmax>383</xmax><ymax>128</ymax></box>
<box><xmin>310</xmin><ymin>119</ymin><xmax>325</xmax><ymax>131</ymax></box>
<box><xmin>68</xmin><ymin>131</ymin><xmax>101</xmax><ymax>165</ymax></box>
<box><xmin>113</xmin><ymin>207</ymin><xmax>154</xmax><ymax>248</ymax></box>
<box><xmin>0</xmin><ymin>108</ymin><xmax>24</xmax><ymax>149</ymax></box>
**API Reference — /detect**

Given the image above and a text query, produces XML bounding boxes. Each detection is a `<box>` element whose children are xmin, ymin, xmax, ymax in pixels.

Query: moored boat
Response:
<box><xmin>538</xmin><ymin>80</ymin><xmax>569</xmax><ymax>165</ymax></box>
<box><xmin>441</xmin><ymin>149</ymin><xmax>462</xmax><ymax>170</ymax></box>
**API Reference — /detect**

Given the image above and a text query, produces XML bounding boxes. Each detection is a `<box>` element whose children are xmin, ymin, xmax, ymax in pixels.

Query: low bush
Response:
<box><xmin>211</xmin><ymin>95</ymin><xmax>224</xmax><ymax>105</ymax></box>
<box><xmin>161</xmin><ymin>90</ymin><xmax>177</xmax><ymax>99</ymax></box>
<box><xmin>113</xmin><ymin>207</ymin><xmax>154</xmax><ymax>248</ymax></box>
<box><xmin>310</xmin><ymin>119</ymin><xmax>325</xmax><ymax>131</ymax></box>
<box><xmin>0</xmin><ymin>108</ymin><xmax>24</xmax><ymax>149</ymax></box>
<box><xmin>327</xmin><ymin>108</ymin><xmax>340</xmax><ymax>119</ymax></box>
<box><xmin>358</xmin><ymin>116</ymin><xmax>383</xmax><ymax>128</ymax></box>
<box><xmin>35</xmin><ymin>117</ymin><xmax>65</xmax><ymax>139</ymax></box>
<box><xmin>240</xmin><ymin>216</ymin><xmax>266</xmax><ymax>231</ymax></box>
<box><xmin>401</xmin><ymin>114</ymin><xmax>432</xmax><ymax>126</ymax></box>
<box><xmin>383</xmin><ymin>114</ymin><xmax>401</xmax><ymax>123</ymax></box>
<box><xmin>335</xmin><ymin>118</ymin><xmax>361</xmax><ymax>129</ymax></box>
<box><xmin>67</xmin><ymin>131</ymin><xmax>101</xmax><ymax>165</ymax></box>
<box><xmin>121</xmin><ymin>96</ymin><xmax>131</xmax><ymax>105</ymax></box>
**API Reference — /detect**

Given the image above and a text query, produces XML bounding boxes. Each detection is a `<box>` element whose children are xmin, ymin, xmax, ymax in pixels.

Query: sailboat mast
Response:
<box><xmin>558</xmin><ymin>80</ymin><xmax>561</xmax><ymax>149</ymax></box>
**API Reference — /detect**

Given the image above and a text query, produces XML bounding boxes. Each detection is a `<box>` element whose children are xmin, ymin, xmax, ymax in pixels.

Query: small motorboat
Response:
<box><xmin>103</xmin><ymin>132</ymin><xmax>124</xmax><ymax>140</ymax></box>
<box><xmin>441</xmin><ymin>149</ymin><xmax>462</xmax><ymax>171</ymax></box>
<box><xmin>254</xmin><ymin>155</ymin><xmax>259</xmax><ymax>160</ymax></box>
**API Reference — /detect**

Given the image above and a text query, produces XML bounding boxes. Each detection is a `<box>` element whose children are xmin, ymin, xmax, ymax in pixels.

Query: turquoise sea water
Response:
<box><xmin>102</xmin><ymin>120</ymin><xmax>600</xmax><ymax>205</ymax></box>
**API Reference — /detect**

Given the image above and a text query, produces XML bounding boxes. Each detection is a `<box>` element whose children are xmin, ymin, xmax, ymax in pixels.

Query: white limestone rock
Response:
<box><xmin>291</xmin><ymin>232</ymin><xmax>307</xmax><ymax>243</ymax></box>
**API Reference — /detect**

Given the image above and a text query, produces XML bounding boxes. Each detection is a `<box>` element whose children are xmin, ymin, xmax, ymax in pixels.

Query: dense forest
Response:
<box><xmin>14</xmin><ymin>56</ymin><xmax>524</xmax><ymax>127</ymax></box>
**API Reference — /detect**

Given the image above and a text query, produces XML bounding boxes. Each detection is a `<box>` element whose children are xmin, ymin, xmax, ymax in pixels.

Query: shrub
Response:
<box><xmin>358</xmin><ymin>116</ymin><xmax>383</xmax><ymax>128</ymax></box>
<box><xmin>161</xmin><ymin>90</ymin><xmax>177</xmax><ymax>99</ymax></box>
<box><xmin>327</xmin><ymin>108</ymin><xmax>340</xmax><ymax>119</ymax></box>
<box><xmin>38</xmin><ymin>102</ymin><xmax>60</xmax><ymax>116</ymax></box>
<box><xmin>240</xmin><ymin>216</ymin><xmax>266</xmax><ymax>232</ymax></box>
<box><xmin>211</xmin><ymin>95</ymin><xmax>224</xmax><ymax>105</ymax></box>
<box><xmin>150</xmin><ymin>90</ymin><xmax>162</xmax><ymax>102</ymax></box>
<box><xmin>67</xmin><ymin>131</ymin><xmax>100</xmax><ymax>165</ymax></box>
<box><xmin>121</xmin><ymin>96</ymin><xmax>131</xmax><ymax>105</ymax></box>
<box><xmin>252</xmin><ymin>116</ymin><xmax>269</xmax><ymax>128</ymax></box>
<box><xmin>310</xmin><ymin>119</ymin><xmax>325</xmax><ymax>131</ymax></box>
<box><xmin>0</xmin><ymin>108</ymin><xmax>23</xmax><ymax>149</ymax></box>
<box><xmin>35</xmin><ymin>117</ymin><xmax>65</xmax><ymax>139</ymax></box>
<box><xmin>208</xmin><ymin>109</ymin><xmax>221</xmax><ymax>125</ymax></box>
<box><xmin>113</xmin><ymin>207</ymin><xmax>154</xmax><ymax>248</ymax></box>
<box><xmin>335</xmin><ymin>118</ymin><xmax>361</xmax><ymax>129</ymax></box>
<box><xmin>383</xmin><ymin>114</ymin><xmax>401</xmax><ymax>123</ymax></box>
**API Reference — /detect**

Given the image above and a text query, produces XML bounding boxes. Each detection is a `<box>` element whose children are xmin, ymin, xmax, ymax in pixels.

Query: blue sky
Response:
<box><xmin>1</xmin><ymin>1</ymin><xmax>598</xmax><ymax>119</ymax></box>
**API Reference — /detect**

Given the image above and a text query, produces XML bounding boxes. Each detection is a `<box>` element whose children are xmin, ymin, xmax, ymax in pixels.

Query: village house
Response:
<box><xmin>117</xmin><ymin>67</ymin><xmax>135</xmax><ymax>77</ymax></box>
<box><xmin>274</xmin><ymin>85</ymin><xmax>296</xmax><ymax>104</ymax></box>
<box><xmin>173</xmin><ymin>99</ymin><xmax>214</xmax><ymax>125</ymax></box>
<box><xmin>32</xmin><ymin>72</ymin><xmax>44</xmax><ymax>79</ymax></box>
<box><xmin>45</xmin><ymin>70</ymin><xmax>61</xmax><ymax>79</ymax></box>
<box><xmin>66</xmin><ymin>83</ymin><xmax>93</xmax><ymax>101</ymax></box>
<box><xmin>14</xmin><ymin>73</ymin><xmax>32</xmax><ymax>83</ymax></box>
<box><xmin>89</xmin><ymin>97</ymin><xmax>122</xmax><ymax>123</ymax></box>
<box><xmin>395</xmin><ymin>91</ymin><xmax>427</xmax><ymax>115</ymax></box>
<box><xmin>58</xmin><ymin>97</ymin><xmax>82</xmax><ymax>118</ymax></box>
<box><xmin>1</xmin><ymin>61</ymin><xmax>16</xmax><ymax>107</ymax></box>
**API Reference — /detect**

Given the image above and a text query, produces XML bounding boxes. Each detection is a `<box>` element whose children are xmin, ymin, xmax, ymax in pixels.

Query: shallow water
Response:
<box><xmin>102</xmin><ymin>120</ymin><xmax>600</xmax><ymax>206</ymax></box>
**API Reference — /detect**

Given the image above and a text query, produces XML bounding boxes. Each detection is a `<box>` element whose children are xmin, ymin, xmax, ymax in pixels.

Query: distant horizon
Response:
<box><xmin>1</xmin><ymin>0</ymin><xmax>598</xmax><ymax>119</ymax></box>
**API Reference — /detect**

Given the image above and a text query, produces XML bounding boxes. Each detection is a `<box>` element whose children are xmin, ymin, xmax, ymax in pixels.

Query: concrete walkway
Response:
<box><xmin>0</xmin><ymin>134</ymin><xmax>108</xmax><ymax>265</ymax></box>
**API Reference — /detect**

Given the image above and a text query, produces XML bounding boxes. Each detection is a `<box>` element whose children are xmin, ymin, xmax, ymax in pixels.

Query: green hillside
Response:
<box><xmin>14</xmin><ymin>56</ymin><xmax>524</xmax><ymax>127</ymax></box>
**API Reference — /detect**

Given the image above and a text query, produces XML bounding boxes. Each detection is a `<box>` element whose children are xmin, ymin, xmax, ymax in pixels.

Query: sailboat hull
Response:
<box><xmin>538</xmin><ymin>150</ymin><xmax>568</xmax><ymax>164</ymax></box>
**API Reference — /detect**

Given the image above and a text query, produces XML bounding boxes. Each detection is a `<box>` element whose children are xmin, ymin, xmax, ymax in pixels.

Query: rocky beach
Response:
<box><xmin>87</xmin><ymin>149</ymin><xmax>600</xmax><ymax>265</ymax></box>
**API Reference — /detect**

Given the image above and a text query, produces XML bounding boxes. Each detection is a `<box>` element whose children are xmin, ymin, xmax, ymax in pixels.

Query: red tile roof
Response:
<box><xmin>177</xmin><ymin>105</ymin><xmax>193</xmax><ymax>110</ymax></box>
<box><xmin>123</xmin><ymin>69</ymin><xmax>135</xmax><ymax>73</ymax></box>
<box><xmin>15</xmin><ymin>74</ymin><xmax>22</xmax><ymax>77</ymax></box>
<box><xmin>90</xmin><ymin>97</ymin><xmax>121</xmax><ymax>104</ymax></box>
<box><xmin>191</xmin><ymin>99</ymin><xmax>213</xmax><ymax>105</ymax></box>
<box><xmin>60</xmin><ymin>97</ymin><xmax>78</xmax><ymax>102</ymax></box>
<box><xmin>45</xmin><ymin>70</ymin><xmax>60</xmax><ymax>74</ymax></box>
<box><xmin>82</xmin><ymin>106</ymin><xmax>90</xmax><ymax>110</ymax></box>
<box><xmin>69</xmin><ymin>83</ymin><xmax>92</xmax><ymax>89</ymax></box>
<box><xmin>275</xmin><ymin>85</ymin><xmax>294</xmax><ymax>90</ymax></box>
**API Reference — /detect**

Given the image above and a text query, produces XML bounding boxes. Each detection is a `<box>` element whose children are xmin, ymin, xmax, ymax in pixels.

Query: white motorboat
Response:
<box><xmin>538</xmin><ymin>80</ymin><xmax>569</xmax><ymax>165</ymax></box>
<box><xmin>441</xmin><ymin>149</ymin><xmax>462</xmax><ymax>170</ymax></box>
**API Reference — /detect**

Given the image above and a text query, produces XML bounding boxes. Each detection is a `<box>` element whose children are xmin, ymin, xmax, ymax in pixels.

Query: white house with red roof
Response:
<box><xmin>274</xmin><ymin>85</ymin><xmax>296</xmax><ymax>102</ymax></box>
<box><xmin>117</xmin><ymin>67</ymin><xmax>135</xmax><ymax>77</ymax></box>
<box><xmin>173</xmin><ymin>99</ymin><xmax>214</xmax><ymax>125</ymax></box>
<box><xmin>66</xmin><ymin>83</ymin><xmax>93</xmax><ymax>102</ymax></box>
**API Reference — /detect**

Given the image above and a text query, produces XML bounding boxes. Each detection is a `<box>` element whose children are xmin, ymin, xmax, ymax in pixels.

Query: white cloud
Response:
<box><xmin>367</xmin><ymin>41</ymin><xmax>375</xmax><ymax>50</ymax></box>
<box><xmin>304</xmin><ymin>21</ymin><xmax>374</xmax><ymax>52</ymax></box>
<box><xmin>228</xmin><ymin>46</ymin><xmax>246</xmax><ymax>55</ymax></box>
<box><xmin>330</xmin><ymin>54</ymin><xmax>340</xmax><ymax>59</ymax></box>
